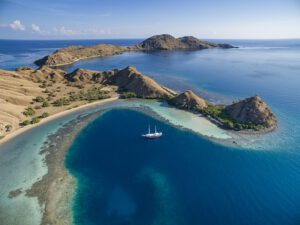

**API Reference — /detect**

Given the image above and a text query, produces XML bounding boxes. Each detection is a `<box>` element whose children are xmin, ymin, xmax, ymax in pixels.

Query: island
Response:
<box><xmin>34</xmin><ymin>34</ymin><xmax>236</xmax><ymax>67</ymax></box>
<box><xmin>0</xmin><ymin>65</ymin><xmax>276</xmax><ymax>140</ymax></box>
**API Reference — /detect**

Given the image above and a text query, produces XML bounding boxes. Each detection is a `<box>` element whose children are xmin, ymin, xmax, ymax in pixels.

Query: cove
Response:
<box><xmin>66</xmin><ymin>109</ymin><xmax>300</xmax><ymax>225</ymax></box>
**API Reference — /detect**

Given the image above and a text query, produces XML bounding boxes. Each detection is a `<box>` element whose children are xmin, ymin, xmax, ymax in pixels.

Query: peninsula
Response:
<box><xmin>0</xmin><ymin>65</ymin><xmax>276</xmax><ymax>140</ymax></box>
<box><xmin>34</xmin><ymin>34</ymin><xmax>236</xmax><ymax>67</ymax></box>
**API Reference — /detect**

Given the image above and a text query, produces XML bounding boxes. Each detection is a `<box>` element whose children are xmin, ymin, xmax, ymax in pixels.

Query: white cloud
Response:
<box><xmin>0</xmin><ymin>20</ymin><xmax>112</xmax><ymax>37</ymax></box>
<box><xmin>9</xmin><ymin>20</ymin><xmax>26</xmax><ymax>31</ymax></box>
<box><xmin>53</xmin><ymin>26</ymin><xmax>77</xmax><ymax>35</ymax></box>
<box><xmin>31</xmin><ymin>24</ymin><xmax>41</xmax><ymax>33</ymax></box>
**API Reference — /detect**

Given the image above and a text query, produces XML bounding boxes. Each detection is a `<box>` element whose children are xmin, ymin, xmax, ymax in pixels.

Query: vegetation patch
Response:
<box><xmin>42</xmin><ymin>101</ymin><xmax>49</xmax><ymax>107</ymax></box>
<box><xmin>68</xmin><ymin>88</ymin><xmax>110</xmax><ymax>103</ymax></box>
<box><xmin>198</xmin><ymin>104</ymin><xmax>261</xmax><ymax>130</ymax></box>
<box><xmin>34</xmin><ymin>96</ymin><xmax>45</xmax><ymax>103</ymax></box>
<box><xmin>20</xmin><ymin>120</ymin><xmax>31</xmax><ymax>126</ymax></box>
<box><xmin>31</xmin><ymin>117</ymin><xmax>40</xmax><ymax>124</ymax></box>
<box><xmin>53</xmin><ymin>98</ymin><xmax>70</xmax><ymax>107</ymax></box>
<box><xmin>23</xmin><ymin>107</ymin><xmax>36</xmax><ymax>116</ymax></box>
<box><xmin>40</xmin><ymin>112</ymin><xmax>49</xmax><ymax>118</ymax></box>
<box><xmin>120</xmin><ymin>92</ymin><xmax>137</xmax><ymax>99</ymax></box>
<box><xmin>5</xmin><ymin>124</ymin><xmax>12</xmax><ymax>132</ymax></box>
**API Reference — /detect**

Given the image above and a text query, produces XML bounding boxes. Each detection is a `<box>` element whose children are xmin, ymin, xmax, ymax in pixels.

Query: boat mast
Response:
<box><xmin>155</xmin><ymin>125</ymin><xmax>157</xmax><ymax>133</ymax></box>
<box><xmin>148</xmin><ymin>125</ymin><xmax>150</xmax><ymax>134</ymax></box>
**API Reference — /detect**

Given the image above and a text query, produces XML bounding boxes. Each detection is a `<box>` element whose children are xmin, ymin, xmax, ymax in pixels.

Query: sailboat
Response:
<box><xmin>142</xmin><ymin>125</ymin><xmax>162</xmax><ymax>139</ymax></box>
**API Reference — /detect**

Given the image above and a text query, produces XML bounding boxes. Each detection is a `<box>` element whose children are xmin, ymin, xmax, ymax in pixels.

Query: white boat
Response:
<box><xmin>142</xmin><ymin>125</ymin><xmax>162</xmax><ymax>139</ymax></box>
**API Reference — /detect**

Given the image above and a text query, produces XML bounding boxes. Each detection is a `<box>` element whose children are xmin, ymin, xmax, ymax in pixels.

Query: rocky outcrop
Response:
<box><xmin>130</xmin><ymin>34</ymin><xmax>236</xmax><ymax>51</ymax></box>
<box><xmin>169</xmin><ymin>90</ymin><xmax>207</xmax><ymax>110</ymax></box>
<box><xmin>224</xmin><ymin>96</ymin><xmax>277</xmax><ymax>128</ymax></box>
<box><xmin>63</xmin><ymin>66</ymin><xmax>175</xmax><ymax>99</ymax></box>
<box><xmin>65</xmin><ymin>68</ymin><xmax>115</xmax><ymax>83</ymax></box>
<box><xmin>34</xmin><ymin>44</ymin><xmax>126</xmax><ymax>67</ymax></box>
<box><xmin>105</xmin><ymin>66</ymin><xmax>175</xmax><ymax>99</ymax></box>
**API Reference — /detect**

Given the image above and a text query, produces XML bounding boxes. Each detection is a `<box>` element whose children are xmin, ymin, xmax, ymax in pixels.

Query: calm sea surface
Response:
<box><xmin>1</xmin><ymin>39</ymin><xmax>300</xmax><ymax>225</ymax></box>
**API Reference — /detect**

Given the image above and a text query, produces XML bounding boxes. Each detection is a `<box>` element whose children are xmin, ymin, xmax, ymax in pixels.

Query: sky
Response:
<box><xmin>0</xmin><ymin>0</ymin><xmax>299</xmax><ymax>39</ymax></box>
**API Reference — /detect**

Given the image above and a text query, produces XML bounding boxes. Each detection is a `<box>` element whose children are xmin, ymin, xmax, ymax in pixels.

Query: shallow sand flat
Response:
<box><xmin>137</xmin><ymin>100</ymin><xmax>232</xmax><ymax>140</ymax></box>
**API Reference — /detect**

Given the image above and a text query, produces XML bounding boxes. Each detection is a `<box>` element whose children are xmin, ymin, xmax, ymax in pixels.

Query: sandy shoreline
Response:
<box><xmin>0</xmin><ymin>97</ymin><xmax>119</xmax><ymax>146</ymax></box>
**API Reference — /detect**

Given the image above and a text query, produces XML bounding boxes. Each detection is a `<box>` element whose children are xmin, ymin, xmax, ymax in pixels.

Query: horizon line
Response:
<box><xmin>1</xmin><ymin>37</ymin><xmax>300</xmax><ymax>41</ymax></box>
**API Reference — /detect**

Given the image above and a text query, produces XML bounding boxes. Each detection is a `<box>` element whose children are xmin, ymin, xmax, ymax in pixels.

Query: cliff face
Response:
<box><xmin>130</xmin><ymin>34</ymin><xmax>235</xmax><ymax>51</ymax></box>
<box><xmin>35</xmin><ymin>44</ymin><xmax>126</xmax><ymax>67</ymax></box>
<box><xmin>105</xmin><ymin>66</ymin><xmax>175</xmax><ymax>99</ymax></box>
<box><xmin>169</xmin><ymin>90</ymin><xmax>207</xmax><ymax>110</ymax></box>
<box><xmin>224</xmin><ymin>96</ymin><xmax>277</xmax><ymax>128</ymax></box>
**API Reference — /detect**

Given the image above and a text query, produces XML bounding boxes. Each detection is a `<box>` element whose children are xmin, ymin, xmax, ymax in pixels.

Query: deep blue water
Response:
<box><xmin>66</xmin><ymin>109</ymin><xmax>300</xmax><ymax>225</ymax></box>
<box><xmin>1</xmin><ymin>39</ymin><xmax>300</xmax><ymax>224</ymax></box>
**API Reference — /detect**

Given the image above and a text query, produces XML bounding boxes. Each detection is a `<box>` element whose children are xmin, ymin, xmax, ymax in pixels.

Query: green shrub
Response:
<box><xmin>20</xmin><ymin>120</ymin><xmax>31</xmax><ymax>126</ymax></box>
<box><xmin>31</xmin><ymin>117</ymin><xmax>40</xmax><ymax>124</ymax></box>
<box><xmin>42</xmin><ymin>101</ymin><xmax>49</xmax><ymax>107</ymax></box>
<box><xmin>40</xmin><ymin>112</ymin><xmax>49</xmax><ymax>118</ymax></box>
<box><xmin>23</xmin><ymin>107</ymin><xmax>36</xmax><ymax>116</ymax></box>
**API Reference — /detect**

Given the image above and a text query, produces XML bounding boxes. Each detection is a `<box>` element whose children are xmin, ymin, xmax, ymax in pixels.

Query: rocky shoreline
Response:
<box><xmin>26</xmin><ymin>111</ymin><xmax>103</xmax><ymax>225</ymax></box>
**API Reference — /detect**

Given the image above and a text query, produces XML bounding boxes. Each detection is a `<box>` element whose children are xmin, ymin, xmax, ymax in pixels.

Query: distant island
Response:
<box><xmin>0</xmin><ymin>64</ymin><xmax>276</xmax><ymax>140</ymax></box>
<box><xmin>35</xmin><ymin>34</ymin><xmax>236</xmax><ymax>67</ymax></box>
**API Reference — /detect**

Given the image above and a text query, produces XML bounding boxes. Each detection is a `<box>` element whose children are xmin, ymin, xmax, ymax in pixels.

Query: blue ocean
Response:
<box><xmin>1</xmin><ymin>39</ymin><xmax>300</xmax><ymax>224</ymax></box>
